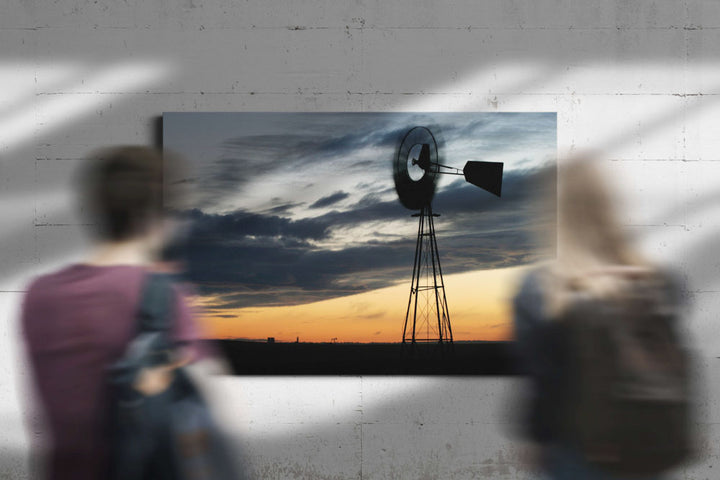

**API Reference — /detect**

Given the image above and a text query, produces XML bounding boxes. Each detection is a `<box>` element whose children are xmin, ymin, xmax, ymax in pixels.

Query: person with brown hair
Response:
<box><xmin>21</xmin><ymin>146</ymin><xmax>210</xmax><ymax>479</ymax></box>
<box><xmin>513</xmin><ymin>156</ymin><xmax>693</xmax><ymax>479</ymax></box>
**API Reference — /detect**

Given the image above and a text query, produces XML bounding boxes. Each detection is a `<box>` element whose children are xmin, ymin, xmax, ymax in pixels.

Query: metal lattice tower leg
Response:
<box><xmin>402</xmin><ymin>203</ymin><xmax>453</xmax><ymax>351</ymax></box>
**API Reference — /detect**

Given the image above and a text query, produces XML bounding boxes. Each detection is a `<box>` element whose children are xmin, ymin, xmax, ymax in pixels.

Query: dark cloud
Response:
<box><xmin>309</xmin><ymin>191</ymin><xmax>350</xmax><ymax>209</ymax></box>
<box><xmin>222</xmin><ymin>125</ymin><xmax>406</xmax><ymax>173</ymax></box>
<box><xmin>316</xmin><ymin>165</ymin><xmax>554</xmax><ymax>232</ymax></box>
<box><xmin>185</xmin><ymin>208</ymin><xmax>329</xmax><ymax>243</ymax></box>
<box><xmin>445</xmin><ymin>113</ymin><xmax>556</xmax><ymax>153</ymax></box>
<box><xmin>264</xmin><ymin>201</ymin><xmax>306</xmax><ymax>215</ymax></box>
<box><xmin>185</xmin><ymin>113</ymin><xmax>556</xmax><ymax>213</ymax></box>
<box><xmin>191</xmin><ymin>121</ymin><xmax>416</xmax><ymax>207</ymax></box>
<box><xmin>179</xmin><ymin>166</ymin><xmax>554</xmax><ymax>309</ymax></box>
<box><xmin>184</xmin><ymin>231</ymin><xmax>417</xmax><ymax>308</ymax></box>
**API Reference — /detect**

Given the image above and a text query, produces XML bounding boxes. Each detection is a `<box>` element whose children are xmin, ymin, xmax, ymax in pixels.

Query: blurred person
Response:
<box><xmin>513</xmin><ymin>156</ymin><xmax>694</xmax><ymax>479</ymax></box>
<box><xmin>20</xmin><ymin>146</ymin><xmax>217</xmax><ymax>479</ymax></box>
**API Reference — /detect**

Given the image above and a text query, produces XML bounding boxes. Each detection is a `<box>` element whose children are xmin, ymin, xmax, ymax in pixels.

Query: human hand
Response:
<box><xmin>132</xmin><ymin>352</ymin><xmax>190</xmax><ymax>396</ymax></box>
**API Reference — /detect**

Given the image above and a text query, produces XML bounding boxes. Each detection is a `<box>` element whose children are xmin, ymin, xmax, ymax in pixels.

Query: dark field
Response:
<box><xmin>208</xmin><ymin>340</ymin><xmax>520</xmax><ymax>375</ymax></box>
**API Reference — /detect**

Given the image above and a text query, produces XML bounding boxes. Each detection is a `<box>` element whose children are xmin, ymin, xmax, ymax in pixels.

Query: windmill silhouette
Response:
<box><xmin>393</xmin><ymin>126</ymin><xmax>504</xmax><ymax>351</ymax></box>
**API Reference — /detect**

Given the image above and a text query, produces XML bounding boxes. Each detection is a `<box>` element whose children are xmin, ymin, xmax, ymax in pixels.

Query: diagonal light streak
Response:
<box><xmin>0</xmin><ymin>63</ymin><xmax>81</xmax><ymax>122</ymax></box>
<box><xmin>0</xmin><ymin>61</ymin><xmax>173</xmax><ymax>153</ymax></box>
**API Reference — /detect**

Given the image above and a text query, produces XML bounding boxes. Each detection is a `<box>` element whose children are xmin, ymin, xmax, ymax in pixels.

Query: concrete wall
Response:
<box><xmin>1</xmin><ymin>1</ymin><xmax>719</xmax><ymax>478</ymax></box>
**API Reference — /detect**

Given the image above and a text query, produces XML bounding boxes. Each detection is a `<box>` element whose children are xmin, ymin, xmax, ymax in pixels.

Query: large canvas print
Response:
<box><xmin>163</xmin><ymin>112</ymin><xmax>556</xmax><ymax>374</ymax></box>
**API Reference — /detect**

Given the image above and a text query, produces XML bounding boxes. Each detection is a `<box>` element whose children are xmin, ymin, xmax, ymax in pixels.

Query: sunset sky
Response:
<box><xmin>163</xmin><ymin>112</ymin><xmax>556</xmax><ymax>343</ymax></box>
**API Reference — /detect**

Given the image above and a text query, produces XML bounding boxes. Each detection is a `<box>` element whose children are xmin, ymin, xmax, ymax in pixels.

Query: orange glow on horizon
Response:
<box><xmin>192</xmin><ymin>266</ymin><xmax>529</xmax><ymax>343</ymax></box>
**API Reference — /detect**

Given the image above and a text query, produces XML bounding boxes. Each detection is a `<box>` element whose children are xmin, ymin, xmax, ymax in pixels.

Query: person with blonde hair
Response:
<box><xmin>513</xmin><ymin>156</ymin><xmax>692</xmax><ymax>479</ymax></box>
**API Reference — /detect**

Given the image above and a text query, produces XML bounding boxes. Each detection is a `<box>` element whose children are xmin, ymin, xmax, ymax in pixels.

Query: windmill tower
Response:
<box><xmin>393</xmin><ymin>126</ymin><xmax>504</xmax><ymax>351</ymax></box>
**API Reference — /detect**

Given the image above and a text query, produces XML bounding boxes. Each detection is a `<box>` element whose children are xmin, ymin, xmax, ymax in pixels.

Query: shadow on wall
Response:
<box><xmin>0</xmin><ymin>447</ymin><xmax>30</xmax><ymax>480</ymax></box>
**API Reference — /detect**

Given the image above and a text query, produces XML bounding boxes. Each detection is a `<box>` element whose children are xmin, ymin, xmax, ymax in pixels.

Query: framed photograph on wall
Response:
<box><xmin>163</xmin><ymin>112</ymin><xmax>556</xmax><ymax>374</ymax></box>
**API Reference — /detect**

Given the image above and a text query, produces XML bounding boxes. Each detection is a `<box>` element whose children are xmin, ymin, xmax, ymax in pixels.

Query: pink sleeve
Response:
<box><xmin>170</xmin><ymin>284</ymin><xmax>216</xmax><ymax>362</ymax></box>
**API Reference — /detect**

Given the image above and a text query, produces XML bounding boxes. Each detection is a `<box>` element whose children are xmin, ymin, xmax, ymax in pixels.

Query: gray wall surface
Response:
<box><xmin>1</xmin><ymin>1</ymin><xmax>719</xmax><ymax>478</ymax></box>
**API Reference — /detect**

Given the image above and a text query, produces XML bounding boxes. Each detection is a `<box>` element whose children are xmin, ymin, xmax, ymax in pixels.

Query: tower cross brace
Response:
<box><xmin>401</xmin><ymin>202</ymin><xmax>453</xmax><ymax>348</ymax></box>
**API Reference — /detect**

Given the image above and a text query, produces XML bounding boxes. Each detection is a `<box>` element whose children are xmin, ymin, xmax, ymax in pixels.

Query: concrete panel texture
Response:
<box><xmin>1</xmin><ymin>1</ymin><xmax>719</xmax><ymax>478</ymax></box>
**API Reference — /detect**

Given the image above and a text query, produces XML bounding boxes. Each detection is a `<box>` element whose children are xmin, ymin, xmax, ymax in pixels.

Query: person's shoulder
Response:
<box><xmin>515</xmin><ymin>263</ymin><xmax>552</xmax><ymax>300</ymax></box>
<box><xmin>25</xmin><ymin>263</ymin><xmax>149</xmax><ymax>301</ymax></box>
<box><xmin>24</xmin><ymin>264</ymin><xmax>79</xmax><ymax>296</ymax></box>
<box><xmin>21</xmin><ymin>265</ymin><xmax>88</xmax><ymax>324</ymax></box>
<box><xmin>513</xmin><ymin>263</ymin><xmax>554</xmax><ymax>324</ymax></box>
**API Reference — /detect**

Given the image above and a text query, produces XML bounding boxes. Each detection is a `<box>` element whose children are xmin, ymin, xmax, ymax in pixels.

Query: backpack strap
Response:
<box><xmin>136</xmin><ymin>272</ymin><xmax>176</xmax><ymax>334</ymax></box>
<box><xmin>129</xmin><ymin>273</ymin><xmax>178</xmax><ymax>367</ymax></box>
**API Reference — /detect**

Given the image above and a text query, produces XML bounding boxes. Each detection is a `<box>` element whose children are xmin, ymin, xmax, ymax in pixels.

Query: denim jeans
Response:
<box><xmin>541</xmin><ymin>445</ymin><xmax>663</xmax><ymax>480</ymax></box>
